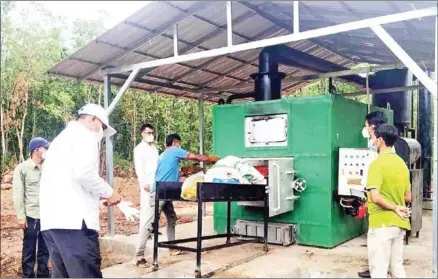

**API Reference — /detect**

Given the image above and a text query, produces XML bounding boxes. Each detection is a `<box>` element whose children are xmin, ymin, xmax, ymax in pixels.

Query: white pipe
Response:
<box><xmin>102</xmin><ymin>7</ymin><xmax>437</xmax><ymax>75</ymax></box>
<box><xmin>107</xmin><ymin>68</ymin><xmax>140</xmax><ymax>115</ymax></box>
<box><xmin>173</xmin><ymin>24</ymin><xmax>179</xmax><ymax>57</ymax></box>
<box><xmin>293</xmin><ymin>1</ymin><xmax>300</xmax><ymax>34</ymax></box>
<box><xmin>226</xmin><ymin>1</ymin><xmax>233</xmax><ymax>47</ymax></box>
<box><xmin>198</xmin><ymin>93</ymin><xmax>206</xmax><ymax>217</ymax></box>
<box><xmin>371</xmin><ymin>25</ymin><xmax>437</xmax><ymax>96</ymax></box>
<box><xmin>104</xmin><ymin>75</ymin><xmax>115</xmax><ymax>237</ymax></box>
<box><xmin>432</xmin><ymin>15</ymin><xmax>437</xmax><ymax>278</ymax></box>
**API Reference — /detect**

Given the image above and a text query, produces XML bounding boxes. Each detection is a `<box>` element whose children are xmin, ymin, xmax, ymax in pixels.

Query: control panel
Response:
<box><xmin>338</xmin><ymin>148</ymin><xmax>377</xmax><ymax>198</ymax></box>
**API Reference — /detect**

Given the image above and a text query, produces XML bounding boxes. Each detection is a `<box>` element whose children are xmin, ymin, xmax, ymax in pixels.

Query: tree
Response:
<box><xmin>0</xmin><ymin>1</ymin><xmax>215</xmax><ymax>176</ymax></box>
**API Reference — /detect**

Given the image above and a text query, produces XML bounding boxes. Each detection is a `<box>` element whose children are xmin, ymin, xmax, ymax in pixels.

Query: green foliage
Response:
<box><xmin>0</xmin><ymin>2</ymin><xmax>216</xmax><ymax>174</ymax></box>
<box><xmin>113</xmin><ymin>155</ymin><xmax>132</xmax><ymax>173</ymax></box>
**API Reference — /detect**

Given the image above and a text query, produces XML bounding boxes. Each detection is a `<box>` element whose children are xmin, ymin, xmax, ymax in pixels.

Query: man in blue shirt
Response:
<box><xmin>133</xmin><ymin>134</ymin><xmax>215</xmax><ymax>267</ymax></box>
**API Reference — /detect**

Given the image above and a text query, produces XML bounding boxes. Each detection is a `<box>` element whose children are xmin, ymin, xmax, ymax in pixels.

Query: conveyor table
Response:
<box><xmin>152</xmin><ymin>181</ymin><xmax>269</xmax><ymax>278</ymax></box>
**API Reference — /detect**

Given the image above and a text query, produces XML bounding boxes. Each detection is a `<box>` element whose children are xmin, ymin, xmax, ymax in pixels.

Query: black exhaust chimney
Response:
<box><xmin>226</xmin><ymin>44</ymin><xmax>366</xmax><ymax>104</ymax></box>
<box><xmin>418</xmin><ymin>74</ymin><xmax>433</xmax><ymax>199</ymax></box>
<box><xmin>370</xmin><ymin>69</ymin><xmax>413</xmax><ymax>134</ymax></box>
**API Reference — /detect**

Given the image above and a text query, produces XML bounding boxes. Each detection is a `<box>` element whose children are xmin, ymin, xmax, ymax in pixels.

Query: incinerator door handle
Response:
<box><xmin>270</xmin><ymin>162</ymin><xmax>281</xmax><ymax>213</ymax></box>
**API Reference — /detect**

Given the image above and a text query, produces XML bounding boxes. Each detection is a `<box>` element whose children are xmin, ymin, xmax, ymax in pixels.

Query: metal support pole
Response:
<box><xmin>226</xmin><ymin>1</ymin><xmax>233</xmax><ymax>47</ymax></box>
<box><xmin>293</xmin><ymin>1</ymin><xmax>299</xmax><ymax>33</ymax></box>
<box><xmin>366</xmin><ymin>72</ymin><xmax>370</xmax><ymax>113</ymax></box>
<box><xmin>371</xmin><ymin>25</ymin><xmax>437</xmax><ymax>96</ymax></box>
<box><xmin>173</xmin><ymin>24</ymin><xmax>179</xmax><ymax>57</ymax></box>
<box><xmin>432</xmin><ymin>15</ymin><xmax>437</xmax><ymax>278</ymax></box>
<box><xmin>199</xmin><ymin>93</ymin><xmax>206</xmax><ymax>217</ymax></box>
<box><xmin>107</xmin><ymin>68</ymin><xmax>140</xmax><ymax>115</ymax></box>
<box><xmin>104</xmin><ymin>75</ymin><xmax>115</xmax><ymax>237</ymax></box>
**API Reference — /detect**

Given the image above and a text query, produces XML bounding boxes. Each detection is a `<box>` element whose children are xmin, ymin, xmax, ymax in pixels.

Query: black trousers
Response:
<box><xmin>22</xmin><ymin>217</ymin><xmax>50</xmax><ymax>278</ymax></box>
<box><xmin>42</xmin><ymin>221</ymin><xmax>102</xmax><ymax>278</ymax></box>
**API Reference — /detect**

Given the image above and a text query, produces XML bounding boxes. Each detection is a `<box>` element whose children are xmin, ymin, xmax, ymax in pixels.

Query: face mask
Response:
<box><xmin>144</xmin><ymin>135</ymin><xmax>154</xmax><ymax>143</ymax></box>
<box><xmin>41</xmin><ymin>150</ymin><xmax>47</xmax><ymax>160</ymax></box>
<box><xmin>361</xmin><ymin>127</ymin><xmax>370</xmax><ymax>138</ymax></box>
<box><xmin>95</xmin><ymin>125</ymin><xmax>104</xmax><ymax>142</ymax></box>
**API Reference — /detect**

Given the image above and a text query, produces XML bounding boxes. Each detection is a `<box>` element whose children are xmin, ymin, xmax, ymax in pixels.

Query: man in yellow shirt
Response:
<box><xmin>366</xmin><ymin>124</ymin><xmax>411</xmax><ymax>278</ymax></box>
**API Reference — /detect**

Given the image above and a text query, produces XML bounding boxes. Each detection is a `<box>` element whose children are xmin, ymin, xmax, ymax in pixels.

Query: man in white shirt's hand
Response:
<box><xmin>132</xmin><ymin>123</ymin><xmax>159</xmax><ymax>268</ymax></box>
<box><xmin>106</xmin><ymin>192</ymin><xmax>122</xmax><ymax>206</ymax></box>
<box><xmin>144</xmin><ymin>184</ymin><xmax>152</xmax><ymax>192</ymax></box>
<box><xmin>39</xmin><ymin>104</ymin><xmax>119</xmax><ymax>278</ymax></box>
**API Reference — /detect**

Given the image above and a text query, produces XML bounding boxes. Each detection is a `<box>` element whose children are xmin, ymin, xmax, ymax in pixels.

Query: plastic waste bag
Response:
<box><xmin>205</xmin><ymin>166</ymin><xmax>247</xmax><ymax>184</ymax></box>
<box><xmin>212</xmin><ymin>156</ymin><xmax>241</xmax><ymax>168</ymax></box>
<box><xmin>236</xmin><ymin>163</ymin><xmax>265</xmax><ymax>184</ymax></box>
<box><xmin>208</xmin><ymin>156</ymin><xmax>265</xmax><ymax>184</ymax></box>
<box><xmin>181</xmin><ymin>171</ymin><xmax>205</xmax><ymax>201</ymax></box>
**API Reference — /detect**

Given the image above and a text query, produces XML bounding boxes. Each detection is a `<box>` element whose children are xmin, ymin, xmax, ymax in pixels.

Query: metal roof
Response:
<box><xmin>48</xmin><ymin>1</ymin><xmax>437</xmax><ymax>102</ymax></box>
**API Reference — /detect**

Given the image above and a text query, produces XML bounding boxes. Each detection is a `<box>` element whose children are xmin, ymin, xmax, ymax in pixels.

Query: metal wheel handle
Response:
<box><xmin>293</xmin><ymin>178</ymin><xmax>307</xmax><ymax>192</ymax></box>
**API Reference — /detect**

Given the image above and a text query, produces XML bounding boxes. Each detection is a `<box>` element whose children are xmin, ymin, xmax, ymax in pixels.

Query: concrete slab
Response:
<box><xmin>102</xmin><ymin>212</ymin><xmax>433</xmax><ymax>278</ymax></box>
<box><xmin>423</xmin><ymin>200</ymin><xmax>433</xmax><ymax>210</ymax></box>
<box><xmin>100</xmin><ymin>217</ymin><xmax>216</xmax><ymax>258</ymax></box>
<box><xmin>213</xmin><ymin>211</ymin><xmax>433</xmax><ymax>278</ymax></box>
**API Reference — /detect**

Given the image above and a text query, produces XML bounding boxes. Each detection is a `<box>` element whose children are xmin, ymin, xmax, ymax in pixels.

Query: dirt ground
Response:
<box><xmin>0</xmin><ymin>177</ymin><xmax>210</xmax><ymax>278</ymax></box>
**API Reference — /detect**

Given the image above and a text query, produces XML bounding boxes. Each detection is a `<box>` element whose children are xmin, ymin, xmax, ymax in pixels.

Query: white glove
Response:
<box><xmin>118</xmin><ymin>201</ymin><xmax>140</xmax><ymax>222</ymax></box>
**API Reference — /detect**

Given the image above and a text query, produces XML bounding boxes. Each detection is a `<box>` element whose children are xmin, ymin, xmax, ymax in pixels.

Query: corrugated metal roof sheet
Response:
<box><xmin>48</xmin><ymin>1</ymin><xmax>437</xmax><ymax>103</ymax></box>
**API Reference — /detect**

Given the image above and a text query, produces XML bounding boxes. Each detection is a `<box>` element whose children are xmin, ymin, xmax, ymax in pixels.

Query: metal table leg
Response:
<box><xmin>195</xmin><ymin>195</ymin><xmax>203</xmax><ymax>278</ymax></box>
<box><xmin>263</xmin><ymin>192</ymin><xmax>269</xmax><ymax>252</ymax></box>
<box><xmin>153</xmin><ymin>193</ymin><xmax>160</xmax><ymax>271</ymax></box>
<box><xmin>226</xmin><ymin>201</ymin><xmax>231</xmax><ymax>244</ymax></box>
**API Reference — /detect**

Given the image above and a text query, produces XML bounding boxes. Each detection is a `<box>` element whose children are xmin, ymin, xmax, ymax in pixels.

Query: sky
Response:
<box><xmin>6</xmin><ymin>1</ymin><xmax>149</xmax><ymax>50</ymax></box>
<box><xmin>35</xmin><ymin>1</ymin><xmax>148</xmax><ymax>30</ymax></box>
<box><xmin>35</xmin><ymin>1</ymin><xmax>149</xmax><ymax>29</ymax></box>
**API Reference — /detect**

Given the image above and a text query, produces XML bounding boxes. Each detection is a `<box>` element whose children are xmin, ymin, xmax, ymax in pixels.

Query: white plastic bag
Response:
<box><xmin>212</xmin><ymin>156</ymin><xmax>241</xmax><ymax>169</ymax></box>
<box><xmin>209</xmin><ymin>156</ymin><xmax>265</xmax><ymax>184</ymax></box>
<box><xmin>205</xmin><ymin>166</ymin><xmax>249</xmax><ymax>184</ymax></box>
<box><xmin>236</xmin><ymin>162</ymin><xmax>265</xmax><ymax>184</ymax></box>
<box><xmin>181</xmin><ymin>171</ymin><xmax>205</xmax><ymax>201</ymax></box>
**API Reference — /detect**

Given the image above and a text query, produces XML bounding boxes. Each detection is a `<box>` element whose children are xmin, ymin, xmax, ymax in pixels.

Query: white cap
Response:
<box><xmin>78</xmin><ymin>104</ymin><xmax>117</xmax><ymax>137</ymax></box>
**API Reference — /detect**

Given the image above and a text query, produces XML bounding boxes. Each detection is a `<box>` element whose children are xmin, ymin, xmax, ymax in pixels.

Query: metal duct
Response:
<box><xmin>418</xmin><ymin>81</ymin><xmax>433</xmax><ymax>199</ymax></box>
<box><xmin>251</xmin><ymin>45</ymin><xmax>366</xmax><ymax>102</ymax></box>
<box><xmin>371</xmin><ymin>69</ymin><xmax>413</xmax><ymax>134</ymax></box>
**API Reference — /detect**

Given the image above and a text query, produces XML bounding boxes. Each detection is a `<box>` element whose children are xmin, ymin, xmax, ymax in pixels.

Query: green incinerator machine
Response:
<box><xmin>212</xmin><ymin>45</ymin><xmax>424</xmax><ymax>248</ymax></box>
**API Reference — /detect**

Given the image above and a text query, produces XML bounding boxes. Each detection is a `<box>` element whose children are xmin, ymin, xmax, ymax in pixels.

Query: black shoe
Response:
<box><xmin>358</xmin><ymin>270</ymin><xmax>371</xmax><ymax>278</ymax></box>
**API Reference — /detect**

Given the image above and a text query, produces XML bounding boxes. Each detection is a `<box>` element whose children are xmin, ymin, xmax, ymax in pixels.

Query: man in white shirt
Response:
<box><xmin>39</xmin><ymin>104</ymin><xmax>121</xmax><ymax>278</ymax></box>
<box><xmin>133</xmin><ymin>123</ymin><xmax>159</xmax><ymax>267</ymax></box>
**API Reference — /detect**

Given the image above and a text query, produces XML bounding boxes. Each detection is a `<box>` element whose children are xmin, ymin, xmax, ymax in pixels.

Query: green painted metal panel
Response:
<box><xmin>212</xmin><ymin>94</ymin><xmax>392</xmax><ymax>248</ymax></box>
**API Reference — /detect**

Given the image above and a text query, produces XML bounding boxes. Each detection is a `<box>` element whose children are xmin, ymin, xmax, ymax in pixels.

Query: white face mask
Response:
<box><xmin>144</xmin><ymin>135</ymin><xmax>154</xmax><ymax>143</ymax></box>
<box><xmin>361</xmin><ymin>127</ymin><xmax>370</xmax><ymax>139</ymax></box>
<box><xmin>95</xmin><ymin>126</ymin><xmax>104</xmax><ymax>142</ymax></box>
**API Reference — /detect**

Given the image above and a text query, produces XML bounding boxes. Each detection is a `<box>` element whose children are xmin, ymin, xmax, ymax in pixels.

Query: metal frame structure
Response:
<box><xmin>152</xmin><ymin>181</ymin><xmax>268</xmax><ymax>277</ymax></box>
<box><xmin>48</xmin><ymin>1</ymin><xmax>437</xmax><ymax>275</ymax></box>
